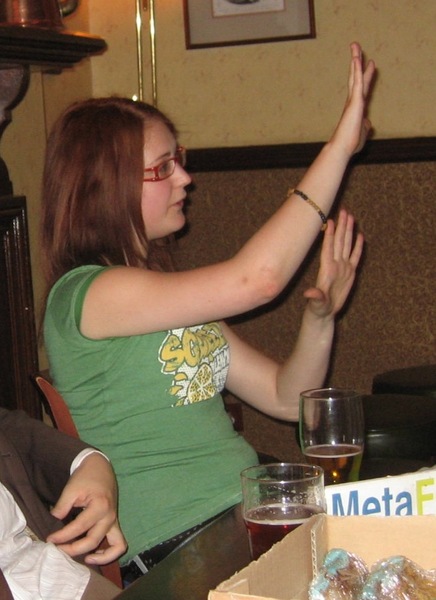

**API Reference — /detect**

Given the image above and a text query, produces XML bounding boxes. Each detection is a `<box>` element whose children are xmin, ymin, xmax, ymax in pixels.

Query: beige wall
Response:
<box><xmin>1</xmin><ymin>0</ymin><xmax>435</xmax><ymax>369</ymax></box>
<box><xmin>89</xmin><ymin>0</ymin><xmax>436</xmax><ymax>146</ymax></box>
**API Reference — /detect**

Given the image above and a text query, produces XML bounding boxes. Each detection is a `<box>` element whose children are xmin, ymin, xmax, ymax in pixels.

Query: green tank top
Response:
<box><xmin>44</xmin><ymin>265</ymin><xmax>258</xmax><ymax>564</ymax></box>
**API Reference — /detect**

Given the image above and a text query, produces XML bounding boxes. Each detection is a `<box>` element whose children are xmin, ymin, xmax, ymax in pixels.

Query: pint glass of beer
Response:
<box><xmin>240</xmin><ymin>463</ymin><xmax>326</xmax><ymax>560</ymax></box>
<box><xmin>299</xmin><ymin>388</ymin><xmax>365</xmax><ymax>485</ymax></box>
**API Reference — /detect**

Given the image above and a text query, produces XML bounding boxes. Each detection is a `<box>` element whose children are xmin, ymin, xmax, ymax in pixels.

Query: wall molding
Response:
<box><xmin>187</xmin><ymin>137</ymin><xmax>436</xmax><ymax>172</ymax></box>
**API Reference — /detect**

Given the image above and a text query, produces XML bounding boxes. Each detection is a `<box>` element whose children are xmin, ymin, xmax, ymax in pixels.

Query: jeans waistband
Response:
<box><xmin>121</xmin><ymin>509</ymin><xmax>230</xmax><ymax>583</ymax></box>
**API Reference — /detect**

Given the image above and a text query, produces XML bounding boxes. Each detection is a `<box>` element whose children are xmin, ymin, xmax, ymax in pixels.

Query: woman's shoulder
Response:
<box><xmin>46</xmin><ymin>266</ymin><xmax>113</xmax><ymax>316</ymax></box>
<box><xmin>51</xmin><ymin>265</ymin><xmax>108</xmax><ymax>293</ymax></box>
<box><xmin>45</xmin><ymin>266</ymin><xmax>114</xmax><ymax>336</ymax></box>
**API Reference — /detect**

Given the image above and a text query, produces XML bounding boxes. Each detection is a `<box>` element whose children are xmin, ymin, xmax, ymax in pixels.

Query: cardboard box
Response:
<box><xmin>209</xmin><ymin>514</ymin><xmax>436</xmax><ymax>600</ymax></box>
<box><xmin>325</xmin><ymin>467</ymin><xmax>436</xmax><ymax>517</ymax></box>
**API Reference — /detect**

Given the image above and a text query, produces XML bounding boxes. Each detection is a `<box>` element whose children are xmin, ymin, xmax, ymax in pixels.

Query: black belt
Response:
<box><xmin>121</xmin><ymin>510</ymin><xmax>229</xmax><ymax>584</ymax></box>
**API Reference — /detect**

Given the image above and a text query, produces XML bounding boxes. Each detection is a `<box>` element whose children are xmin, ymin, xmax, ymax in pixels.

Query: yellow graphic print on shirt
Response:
<box><xmin>158</xmin><ymin>323</ymin><xmax>229</xmax><ymax>407</ymax></box>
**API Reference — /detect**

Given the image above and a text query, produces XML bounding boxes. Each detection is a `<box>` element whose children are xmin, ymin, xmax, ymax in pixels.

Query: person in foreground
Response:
<box><xmin>41</xmin><ymin>42</ymin><xmax>376</xmax><ymax>578</ymax></box>
<box><xmin>0</xmin><ymin>407</ymin><xmax>126</xmax><ymax>599</ymax></box>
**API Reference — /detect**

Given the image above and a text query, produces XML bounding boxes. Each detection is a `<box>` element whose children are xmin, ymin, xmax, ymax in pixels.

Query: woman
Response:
<box><xmin>41</xmin><ymin>42</ymin><xmax>375</xmax><ymax>574</ymax></box>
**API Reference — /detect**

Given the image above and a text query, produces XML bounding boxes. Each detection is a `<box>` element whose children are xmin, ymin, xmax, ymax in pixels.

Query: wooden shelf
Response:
<box><xmin>0</xmin><ymin>25</ymin><xmax>106</xmax><ymax>69</ymax></box>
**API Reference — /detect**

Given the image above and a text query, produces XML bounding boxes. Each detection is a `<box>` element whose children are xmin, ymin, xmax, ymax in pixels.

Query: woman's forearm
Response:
<box><xmin>233</xmin><ymin>142</ymin><xmax>351</xmax><ymax>304</ymax></box>
<box><xmin>275</xmin><ymin>310</ymin><xmax>335</xmax><ymax>421</ymax></box>
<box><xmin>231</xmin><ymin>44</ymin><xmax>374</xmax><ymax>304</ymax></box>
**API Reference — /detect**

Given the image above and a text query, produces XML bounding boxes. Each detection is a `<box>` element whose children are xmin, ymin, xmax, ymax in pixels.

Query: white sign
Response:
<box><xmin>326</xmin><ymin>468</ymin><xmax>436</xmax><ymax>516</ymax></box>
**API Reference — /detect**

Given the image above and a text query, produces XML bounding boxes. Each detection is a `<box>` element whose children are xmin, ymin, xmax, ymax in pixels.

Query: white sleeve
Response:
<box><xmin>70</xmin><ymin>449</ymin><xmax>110</xmax><ymax>475</ymax></box>
<box><xmin>0</xmin><ymin>484</ymin><xmax>91</xmax><ymax>600</ymax></box>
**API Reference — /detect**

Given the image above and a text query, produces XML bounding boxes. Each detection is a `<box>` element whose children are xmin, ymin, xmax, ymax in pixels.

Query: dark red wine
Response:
<box><xmin>244</xmin><ymin>503</ymin><xmax>324</xmax><ymax>559</ymax></box>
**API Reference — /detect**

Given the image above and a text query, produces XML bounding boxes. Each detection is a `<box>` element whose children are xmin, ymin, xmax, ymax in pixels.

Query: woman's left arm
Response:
<box><xmin>225</xmin><ymin>209</ymin><xmax>364</xmax><ymax>421</ymax></box>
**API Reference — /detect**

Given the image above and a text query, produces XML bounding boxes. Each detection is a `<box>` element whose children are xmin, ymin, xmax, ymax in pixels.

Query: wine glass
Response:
<box><xmin>240</xmin><ymin>463</ymin><xmax>326</xmax><ymax>559</ymax></box>
<box><xmin>299</xmin><ymin>388</ymin><xmax>365</xmax><ymax>485</ymax></box>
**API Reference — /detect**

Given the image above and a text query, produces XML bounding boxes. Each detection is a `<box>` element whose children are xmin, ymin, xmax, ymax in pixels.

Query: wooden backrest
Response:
<box><xmin>34</xmin><ymin>374</ymin><xmax>79</xmax><ymax>438</ymax></box>
<box><xmin>32</xmin><ymin>373</ymin><xmax>123</xmax><ymax>589</ymax></box>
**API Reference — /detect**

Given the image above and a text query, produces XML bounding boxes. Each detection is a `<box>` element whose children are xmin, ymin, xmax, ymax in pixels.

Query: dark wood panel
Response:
<box><xmin>0</xmin><ymin>195</ymin><xmax>40</xmax><ymax>418</ymax></box>
<box><xmin>187</xmin><ymin>137</ymin><xmax>436</xmax><ymax>172</ymax></box>
<box><xmin>0</xmin><ymin>158</ymin><xmax>12</xmax><ymax>196</ymax></box>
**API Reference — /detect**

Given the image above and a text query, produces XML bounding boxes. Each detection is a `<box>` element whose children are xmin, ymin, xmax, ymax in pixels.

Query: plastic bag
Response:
<box><xmin>361</xmin><ymin>555</ymin><xmax>436</xmax><ymax>600</ymax></box>
<box><xmin>308</xmin><ymin>550</ymin><xmax>436</xmax><ymax>600</ymax></box>
<box><xmin>309</xmin><ymin>548</ymin><xmax>369</xmax><ymax>600</ymax></box>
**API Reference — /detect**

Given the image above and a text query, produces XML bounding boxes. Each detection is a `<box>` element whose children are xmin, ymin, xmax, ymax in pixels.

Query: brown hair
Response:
<box><xmin>40</xmin><ymin>97</ymin><xmax>178</xmax><ymax>294</ymax></box>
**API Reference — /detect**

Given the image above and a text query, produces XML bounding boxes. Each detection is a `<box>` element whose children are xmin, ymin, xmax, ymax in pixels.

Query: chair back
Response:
<box><xmin>33</xmin><ymin>374</ymin><xmax>79</xmax><ymax>438</ymax></box>
<box><xmin>31</xmin><ymin>372</ymin><xmax>123</xmax><ymax>589</ymax></box>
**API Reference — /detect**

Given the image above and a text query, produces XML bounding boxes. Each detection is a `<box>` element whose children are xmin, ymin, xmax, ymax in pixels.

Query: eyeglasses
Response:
<box><xmin>143</xmin><ymin>146</ymin><xmax>187</xmax><ymax>182</ymax></box>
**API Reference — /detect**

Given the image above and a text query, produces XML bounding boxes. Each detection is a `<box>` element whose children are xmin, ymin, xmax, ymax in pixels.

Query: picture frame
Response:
<box><xmin>183</xmin><ymin>0</ymin><xmax>315</xmax><ymax>50</ymax></box>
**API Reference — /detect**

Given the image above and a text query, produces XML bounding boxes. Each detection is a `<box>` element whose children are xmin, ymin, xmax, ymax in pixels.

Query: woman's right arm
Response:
<box><xmin>81</xmin><ymin>42</ymin><xmax>376</xmax><ymax>339</ymax></box>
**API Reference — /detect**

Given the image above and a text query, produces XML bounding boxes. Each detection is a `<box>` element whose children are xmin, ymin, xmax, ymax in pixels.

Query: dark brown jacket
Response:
<box><xmin>0</xmin><ymin>408</ymin><xmax>91</xmax><ymax>597</ymax></box>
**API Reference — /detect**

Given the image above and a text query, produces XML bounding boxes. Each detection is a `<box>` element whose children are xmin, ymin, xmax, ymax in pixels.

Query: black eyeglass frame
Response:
<box><xmin>143</xmin><ymin>146</ymin><xmax>187</xmax><ymax>182</ymax></box>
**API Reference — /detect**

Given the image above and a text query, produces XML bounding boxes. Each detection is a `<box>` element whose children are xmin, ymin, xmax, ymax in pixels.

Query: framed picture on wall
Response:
<box><xmin>183</xmin><ymin>0</ymin><xmax>315</xmax><ymax>49</ymax></box>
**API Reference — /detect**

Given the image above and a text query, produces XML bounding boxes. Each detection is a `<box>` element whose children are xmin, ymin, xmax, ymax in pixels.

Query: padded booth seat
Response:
<box><xmin>363</xmin><ymin>393</ymin><xmax>436</xmax><ymax>461</ymax></box>
<box><xmin>372</xmin><ymin>364</ymin><xmax>436</xmax><ymax>398</ymax></box>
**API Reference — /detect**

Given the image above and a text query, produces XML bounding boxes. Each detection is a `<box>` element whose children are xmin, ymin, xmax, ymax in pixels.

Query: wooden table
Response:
<box><xmin>115</xmin><ymin>458</ymin><xmax>433</xmax><ymax>600</ymax></box>
<box><xmin>116</xmin><ymin>505</ymin><xmax>249</xmax><ymax>600</ymax></box>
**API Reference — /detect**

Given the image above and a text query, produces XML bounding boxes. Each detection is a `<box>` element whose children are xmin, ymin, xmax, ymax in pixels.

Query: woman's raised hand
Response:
<box><xmin>330</xmin><ymin>42</ymin><xmax>376</xmax><ymax>158</ymax></box>
<box><xmin>303</xmin><ymin>210</ymin><xmax>364</xmax><ymax>320</ymax></box>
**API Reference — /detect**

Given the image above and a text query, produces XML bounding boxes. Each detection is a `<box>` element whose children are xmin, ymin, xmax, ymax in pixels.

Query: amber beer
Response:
<box><xmin>244</xmin><ymin>503</ymin><xmax>324</xmax><ymax>560</ymax></box>
<box><xmin>304</xmin><ymin>444</ymin><xmax>362</xmax><ymax>485</ymax></box>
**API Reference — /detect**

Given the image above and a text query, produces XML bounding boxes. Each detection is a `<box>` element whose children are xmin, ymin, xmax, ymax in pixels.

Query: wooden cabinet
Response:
<box><xmin>0</xmin><ymin>23</ymin><xmax>107</xmax><ymax>419</ymax></box>
<box><xmin>0</xmin><ymin>195</ymin><xmax>40</xmax><ymax>418</ymax></box>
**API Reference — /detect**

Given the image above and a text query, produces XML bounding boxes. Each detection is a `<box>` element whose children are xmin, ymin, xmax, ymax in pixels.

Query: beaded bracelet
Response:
<box><xmin>287</xmin><ymin>188</ymin><xmax>328</xmax><ymax>231</ymax></box>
